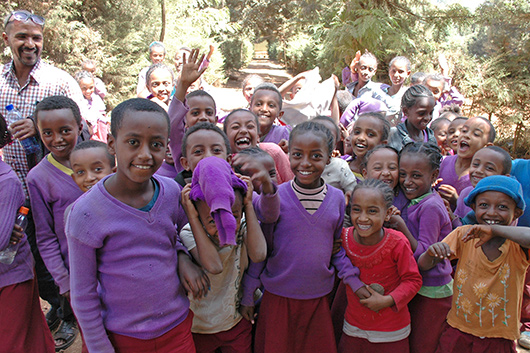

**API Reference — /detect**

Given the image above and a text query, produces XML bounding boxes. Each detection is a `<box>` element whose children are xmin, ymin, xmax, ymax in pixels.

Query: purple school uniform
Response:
<box><xmin>454</xmin><ymin>185</ymin><xmax>473</xmax><ymax>219</ymax></box>
<box><xmin>261</xmin><ymin>124</ymin><xmax>291</xmax><ymax>145</ymax></box>
<box><xmin>168</xmin><ymin>98</ymin><xmax>189</xmax><ymax>174</ymax></box>
<box><xmin>66</xmin><ymin>175</ymin><xmax>190</xmax><ymax>352</ymax></box>
<box><xmin>155</xmin><ymin>161</ymin><xmax>179</xmax><ymax>179</ymax></box>
<box><xmin>243</xmin><ymin>183</ymin><xmax>363</xmax><ymax>303</ymax></box>
<box><xmin>0</xmin><ymin>159</ymin><xmax>33</xmax><ymax>289</ymax></box>
<box><xmin>439</xmin><ymin>155</ymin><xmax>472</xmax><ymax>196</ymax></box>
<box><xmin>27</xmin><ymin>157</ymin><xmax>83</xmax><ymax>294</ymax></box>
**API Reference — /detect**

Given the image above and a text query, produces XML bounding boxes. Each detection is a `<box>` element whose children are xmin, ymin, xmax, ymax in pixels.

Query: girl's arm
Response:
<box><xmin>180</xmin><ymin>184</ymin><xmax>223</xmax><ymax>274</ymax></box>
<box><xmin>241</xmin><ymin>176</ymin><xmax>267</xmax><ymax>263</ymax></box>
<box><xmin>174</xmin><ymin>49</ymin><xmax>207</xmax><ymax>103</ymax></box>
<box><xmin>0</xmin><ymin>177</ymin><xmax>24</xmax><ymax>251</ymax></box>
<box><xmin>412</xmin><ymin>202</ymin><xmax>449</xmax><ymax>260</ymax></box>
<box><xmin>386</xmin><ymin>210</ymin><xmax>418</xmax><ymax>251</ymax></box>
<box><xmin>278</xmin><ymin>71</ymin><xmax>309</xmax><ymax>98</ymax></box>
<box><xmin>462</xmin><ymin>225</ymin><xmax>530</xmax><ymax>249</ymax></box>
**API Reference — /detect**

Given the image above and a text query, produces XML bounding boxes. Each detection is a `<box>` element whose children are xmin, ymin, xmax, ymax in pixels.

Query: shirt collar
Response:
<box><xmin>409</xmin><ymin>190</ymin><xmax>432</xmax><ymax>206</ymax></box>
<box><xmin>3</xmin><ymin>58</ymin><xmax>44</xmax><ymax>84</ymax></box>
<box><xmin>47</xmin><ymin>153</ymin><xmax>74</xmax><ymax>176</ymax></box>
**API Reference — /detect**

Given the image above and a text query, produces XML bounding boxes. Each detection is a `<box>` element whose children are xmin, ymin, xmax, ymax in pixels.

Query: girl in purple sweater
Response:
<box><xmin>397</xmin><ymin>142</ymin><xmax>453</xmax><ymax>353</ymax></box>
<box><xmin>244</xmin><ymin>121</ymin><xmax>367</xmax><ymax>353</ymax></box>
<box><xmin>0</xmin><ymin>114</ymin><xmax>54</xmax><ymax>353</ymax></box>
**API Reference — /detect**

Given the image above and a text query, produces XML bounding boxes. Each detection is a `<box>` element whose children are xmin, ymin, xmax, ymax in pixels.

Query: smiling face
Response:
<box><xmin>148</xmin><ymin>68</ymin><xmax>173</xmax><ymax>104</ymax></box>
<box><xmin>78</xmin><ymin>77</ymin><xmax>95</xmax><ymax>100</ymax></box>
<box><xmin>350</xmin><ymin>188</ymin><xmax>390</xmax><ymax>245</ymax></box>
<box><xmin>432</xmin><ymin>120</ymin><xmax>450</xmax><ymax>154</ymax></box>
<box><xmin>195</xmin><ymin>191</ymin><xmax>244</xmax><ymax>246</ymax></box>
<box><xmin>289</xmin><ymin>132</ymin><xmax>330</xmax><ymax>189</ymax></box>
<box><xmin>424</xmin><ymin>78</ymin><xmax>444</xmax><ymax>101</ymax></box>
<box><xmin>250</xmin><ymin>89</ymin><xmax>283</xmax><ymax>137</ymax></box>
<box><xmin>107</xmin><ymin>110</ymin><xmax>168</xmax><ymax>186</ymax></box>
<box><xmin>181</xmin><ymin>129</ymin><xmax>229</xmax><ymax>172</ymax></box>
<box><xmin>473</xmin><ymin>191</ymin><xmax>522</xmax><ymax>226</ymax></box>
<box><xmin>350</xmin><ymin>116</ymin><xmax>386</xmax><ymax>158</ymax></box>
<box><xmin>243</xmin><ymin>76</ymin><xmax>264</xmax><ymax>103</ymax></box>
<box><xmin>354</xmin><ymin>57</ymin><xmax>377</xmax><ymax>84</ymax></box>
<box><xmin>363</xmin><ymin>148</ymin><xmax>399</xmax><ymax>189</ymax></box>
<box><xmin>185</xmin><ymin>95</ymin><xmax>217</xmax><ymax>128</ymax></box>
<box><xmin>447</xmin><ymin>119</ymin><xmax>465</xmax><ymax>153</ymax></box>
<box><xmin>70</xmin><ymin>147</ymin><xmax>114</xmax><ymax>192</ymax></box>
<box><xmin>37</xmin><ymin>108</ymin><xmax>82</xmax><ymax>167</ymax></box>
<box><xmin>149</xmin><ymin>46</ymin><xmax>165</xmax><ymax>64</ymax></box>
<box><xmin>3</xmin><ymin>20</ymin><xmax>43</xmax><ymax>69</ymax></box>
<box><xmin>388</xmin><ymin>60</ymin><xmax>410</xmax><ymax>87</ymax></box>
<box><xmin>457</xmin><ymin>117</ymin><xmax>492</xmax><ymax>159</ymax></box>
<box><xmin>399</xmin><ymin>153</ymin><xmax>438</xmax><ymax>200</ymax></box>
<box><xmin>403</xmin><ymin>96</ymin><xmax>436</xmax><ymax>133</ymax></box>
<box><xmin>225</xmin><ymin>111</ymin><xmax>259</xmax><ymax>152</ymax></box>
<box><xmin>469</xmin><ymin>148</ymin><xmax>507</xmax><ymax>187</ymax></box>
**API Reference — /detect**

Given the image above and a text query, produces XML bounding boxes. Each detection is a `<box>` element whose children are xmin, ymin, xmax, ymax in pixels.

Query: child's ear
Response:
<box><xmin>384</xmin><ymin>207</ymin><xmax>393</xmax><ymax>222</ymax></box>
<box><xmin>380</xmin><ymin>139</ymin><xmax>388</xmax><ymax>145</ymax></box>
<box><xmin>112</xmin><ymin>166</ymin><xmax>117</xmax><ymax>173</ymax></box>
<box><xmin>278</xmin><ymin>110</ymin><xmax>284</xmax><ymax>118</ymax></box>
<box><xmin>362</xmin><ymin>168</ymin><xmax>367</xmax><ymax>179</ymax></box>
<box><xmin>402</xmin><ymin>106</ymin><xmax>409</xmax><ymax>117</ymax></box>
<box><xmin>431</xmin><ymin>168</ymin><xmax>440</xmax><ymax>182</ymax></box>
<box><xmin>226</xmin><ymin>154</ymin><xmax>233</xmax><ymax>164</ymax></box>
<box><xmin>485</xmin><ymin>142</ymin><xmax>494</xmax><ymax>147</ymax></box>
<box><xmin>514</xmin><ymin>208</ymin><xmax>524</xmax><ymax>220</ymax></box>
<box><xmin>180</xmin><ymin>156</ymin><xmax>190</xmax><ymax>171</ymax></box>
<box><xmin>107</xmin><ymin>135</ymin><xmax>116</xmax><ymax>155</ymax></box>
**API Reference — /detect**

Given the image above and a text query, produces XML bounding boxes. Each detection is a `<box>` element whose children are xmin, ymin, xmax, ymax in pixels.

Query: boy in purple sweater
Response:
<box><xmin>66</xmin><ymin>98</ymin><xmax>209</xmax><ymax>352</ymax></box>
<box><xmin>27</xmin><ymin>96</ymin><xmax>84</xmax><ymax>351</ymax></box>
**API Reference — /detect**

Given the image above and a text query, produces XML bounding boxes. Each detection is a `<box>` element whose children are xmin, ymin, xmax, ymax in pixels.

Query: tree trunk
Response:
<box><xmin>159</xmin><ymin>0</ymin><xmax>166</xmax><ymax>42</ymax></box>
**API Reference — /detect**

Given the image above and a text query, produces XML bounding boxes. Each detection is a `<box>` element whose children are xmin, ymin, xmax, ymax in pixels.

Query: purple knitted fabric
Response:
<box><xmin>189</xmin><ymin>157</ymin><xmax>247</xmax><ymax>246</ymax></box>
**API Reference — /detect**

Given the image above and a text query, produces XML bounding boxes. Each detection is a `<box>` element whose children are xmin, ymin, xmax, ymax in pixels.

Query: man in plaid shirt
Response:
<box><xmin>1</xmin><ymin>10</ymin><xmax>90</xmax><ymax>347</ymax></box>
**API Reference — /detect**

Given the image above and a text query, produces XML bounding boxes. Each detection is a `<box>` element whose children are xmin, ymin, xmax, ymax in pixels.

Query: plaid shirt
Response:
<box><xmin>0</xmin><ymin>59</ymin><xmax>87</xmax><ymax>198</ymax></box>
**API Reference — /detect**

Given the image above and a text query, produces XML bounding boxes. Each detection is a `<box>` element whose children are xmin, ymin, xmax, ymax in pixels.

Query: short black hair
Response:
<box><xmin>479</xmin><ymin>146</ymin><xmax>512</xmax><ymax>175</ymax></box>
<box><xmin>289</xmin><ymin>120</ymin><xmax>333</xmax><ymax>156</ymax></box>
<box><xmin>241</xmin><ymin>74</ymin><xmax>265</xmax><ymax>90</ymax></box>
<box><xmin>223</xmin><ymin>109</ymin><xmax>260</xmax><ymax>134</ymax></box>
<box><xmin>430</xmin><ymin>117</ymin><xmax>450</xmax><ymax>132</ymax></box>
<box><xmin>186</xmin><ymin>90</ymin><xmax>216</xmax><ymax>112</ymax></box>
<box><xmin>181</xmin><ymin>122</ymin><xmax>231</xmax><ymax>158</ymax></box>
<box><xmin>401</xmin><ymin>84</ymin><xmax>434</xmax><ymax>109</ymax></box>
<box><xmin>474</xmin><ymin>116</ymin><xmax>496</xmax><ymax>143</ymax></box>
<box><xmin>251</xmin><ymin>83</ymin><xmax>283</xmax><ymax>110</ymax></box>
<box><xmin>35</xmin><ymin>96</ymin><xmax>82</xmax><ymax>126</ymax></box>
<box><xmin>356</xmin><ymin>112</ymin><xmax>391</xmax><ymax>142</ymax></box>
<box><xmin>313</xmin><ymin>116</ymin><xmax>340</xmax><ymax>144</ymax></box>
<box><xmin>145</xmin><ymin>63</ymin><xmax>174</xmax><ymax>87</ymax></box>
<box><xmin>110</xmin><ymin>98</ymin><xmax>169</xmax><ymax>137</ymax></box>
<box><xmin>389</xmin><ymin>56</ymin><xmax>411</xmax><ymax>71</ymax></box>
<box><xmin>148</xmin><ymin>41</ymin><xmax>166</xmax><ymax>55</ymax></box>
<box><xmin>74</xmin><ymin>70</ymin><xmax>94</xmax><ymax>83</ymax></box>
<box><xmin>71</xmin><ymin>140</ymin><xmax>116</xmax><ymax>168</ymax></box>
<box><xmin>362</xmin><ymin>144</ymin><xmax>399</xmax><ymax>171</ymax></box>
<box><xmin>410</xmin><ymin>72</ymin><xmax>427</xmax><ymax>85</ymax></box>
<box><xmin>0</xmin><ymin>113</ymin><xmax>13</xmax><ymax>149</ymax></box>
<box><xmin>400</xmin><ymin>142</ymin><xmax>442</xmax><ymax>171</ymax></box>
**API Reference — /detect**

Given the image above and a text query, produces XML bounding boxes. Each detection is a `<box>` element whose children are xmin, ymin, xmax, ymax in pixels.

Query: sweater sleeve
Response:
<box><xmin>241</xmin><ymin>259</ymin><xmax>265</xmax><ymax>306</ymax></box>
<box><xmin>0</xmin><ymin>177</ymin><xmax>24</xmax><ymax>251</ymax></box>
<box><xmin>168</xmin><ymin>98</ymin><xmax>189</xmax><ymax>174</ymax></box>
<box><xmin>412</xmin><ymin>203</ymin><xmax>446</xmax><ymax>260</ymax></box>
<box><xmin>388</xmin><ymin>239</ymin><xmax>423</xmax><ymax>312</ymax></box>
<box><xmin>252</xmin><ymin>188</ymin><xmax>280</xmax><ymax>224</ymax></box>
<box><xmin>331</xmin><ymin>199</ymin><xmax>364</xmax><ymax>292</ymax></box>
<box><xmin>68</xmin><ymin>235</ymin><xmax>116</xmax><ymax>353</ymax></box>
<box><xmin>28</xmin><ymin>179</ymin><xmax>70</xmax><ymax>294</ymax></box>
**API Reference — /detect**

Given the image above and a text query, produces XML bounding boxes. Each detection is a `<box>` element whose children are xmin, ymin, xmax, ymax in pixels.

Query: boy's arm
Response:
<box><xmin>0</xmin><ymin>178</ymin><xmax>24</xmax><ymax>251</ymax></box>
<box><xmin>462</xmin><ymin>225</ymin><xmax>530</xmax><ymax>249</ymax></box>
<box><xmin>174</xmin><ymin>49</ymin><xmax>206</xmax><ymax>103</ymax></box>
<box><xmin>168</xmin><ymin>93</ymin><xmax>189</xmax><ymax>174</ymax></box>
<box><xmin>241</xmin><ymin>176</ymin><xmax>267</xmax><ymax>263</ymax></box>
<box><xmin>68</xmin><ymin>234</ymin><xmax>115</xmax><ymax>352</ymax></box>
<box><xmin>28</xmin><ymin>180</ymin><xmax>70</xmax><ymax>295</ymax></box>
<box><xmin>418</xmin><ymin>241</ymin><xmax>454</xmax><ymax>271</ymax></box>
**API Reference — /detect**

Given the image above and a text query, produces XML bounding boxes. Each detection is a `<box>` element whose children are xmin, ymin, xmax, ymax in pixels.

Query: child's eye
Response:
<box><xmin>206</xmin><ymin>110</ymin><xmax>215</xmax><ymax>116</ymax></box>
<box><xmin>498</xmin><ymin>204</ymin><xmax>508</xmax><ymax>210</ymax></box>
<box><xmin>213</xmin><ymin>147</ymin><xmax>223</xmax><ymax>153</ymax></box>
<box><xmin>42</xmin><ymin>131</ymin><xmax>51</xmax><ymax>136</ymax></box>
<box><xmin>351</xmin><ymin>206</ymin><xmax>361</xmax><ymax>213</ymax></box>
<box><xmin>291</xmin><ymin>152</ymin><xmax>301</xmax><ymax>158</ymax></box>
<box><xmin>412</xmin><ymin>173</ymin><xmax>422</xmax><ymax>178</ymax></box>
<box><xmin>312</xmin><ymin>153</ymin><xmax>322</xmax><ymax>159</ymax></box>
<box><xmin>478</xmin><ymin>202</ymin><xmax>488</xmax><ymax>208</ymax></box>
<box><xmin>61</xmin><ymin>128</ymin><xmax>71</xmax><ymax>134</ymax></box>
<box><xmin>192</xmin><ymin>148</ymin><xmax>203</xmax><ymax>155</ymax></box>
<box><xmin>94</xmin><ymin>167</ymin><xmax>103</xmax><ymax>172</ymax></box>
<box><xmin>151</xmin><ymin>141</ymin><xmax>163</xmax><ymax>148</ymax></box>
<box><xmin>367</xmin><ymin>132</ymin><xmax>375</xmax><ymax>137</ymax></box>
<box><xmin>75</xmin><ymin>170</ymin><xmax>85</xmax><ymax>175</ymax></box>
<box><xmin>128</xmin><ymin>139</ymin><xmax>138</xmax><ymax>146</ymax></box>
<box><xmin>368</xmin><ymin>209</ymin><xmax>378</xmax><ymax>214</ymax></box>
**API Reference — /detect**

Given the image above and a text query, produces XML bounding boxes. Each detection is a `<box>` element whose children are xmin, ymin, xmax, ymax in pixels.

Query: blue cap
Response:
<box><xmin>464</xmin><ymin>175</ymin><xmax>526</xmax><ymax>211</ymax></box>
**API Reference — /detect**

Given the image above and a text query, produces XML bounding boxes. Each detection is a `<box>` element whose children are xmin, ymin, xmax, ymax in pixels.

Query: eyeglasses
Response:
<box><xmin>6</xmin><ymin>11</ymin><xmax>45</xmax><ymax>27</ymax></box>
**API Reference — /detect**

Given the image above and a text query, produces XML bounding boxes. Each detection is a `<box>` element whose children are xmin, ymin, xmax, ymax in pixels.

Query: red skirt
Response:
<box><xmin>255</xmin><ymin>291</ymin><xmax>337</xmax><ymax>353</ymax></box>
<box><xmin>435</xmin><ymin>323</ymin><xmax>516</xmax><ymax>353</ymax></box>
<box><xmin>193</xmin><ymin>318</ymin><xmax>252</xmax><ymax>353</ymax></box>
<box><xmin>108</xmin><ymin>311</ymin><xmax>195</xmax><ymax>353</ymax></box>
<box><xmin>521</xmin><ymin>267</ymin><xmax>530</xmax><ymax>331</ymax></box>
<box><xmin>0</xmin><ymin>278</ymin><xmax>55</xmax><ymax>353</ymax></box>
<box><xmin>408</xmin><ymin>294</ymin><xmax>452</xmax><ymax>353</ymax></box>
<box><xmin>338</xmin><ymin>333</ymin><xmax>409</xmax><ymax>353</ymax></box>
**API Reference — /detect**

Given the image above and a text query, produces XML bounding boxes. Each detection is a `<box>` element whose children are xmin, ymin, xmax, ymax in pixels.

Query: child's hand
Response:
<box><xmin>351</xmin><ymin>50</ymin><xmax>361</xmax><ymax>70</ymax></box>
<box><xmin>278</xmin><ymin>139</ymin><xmax>289</xmax><ymax>154</ymax></box>
<box><xmin>180</xmin><ymin>184</ymin><xmax>199</xmax><ymax>220</ymax></box>
<box><xmin>442</xmin><ymin>198</ymin><xmax>457</xmax><ymax>221</ymax></box>
<box><xmin>240</xmin><ymin>305</ymin><xmax>256</xmax><ymax>324</ymax></box>
<box><xmin>354</xmin><ymin>285</ymin><xmax>371</xmax><ymax>299</ymax></box>
<box><xmin>206</xmin><ymin>45</ymin><xmax>215</xmax><ymax>61</ymax></box>
<box><xmin>332</xmin><ymin>238</ymin><xmax>342</xmax><ymax>255</ymax></box>
<box><xmin>178</xmin><ymin>253</ymin><xmax>210</xmax><ymax>299</ymax></box>
<box><xmin>179</xmin><ymin>49</ymin><xmax>206</xmax><ymax>88</ymax></box>
<box><xmin>237</xmin><ymin>174</ymin><xmax>255</xmax><ymax>206</ymax></box>
<box><xmin>427</xmin><ymin>242</ymin><xmax>453</xmax><ymax>259</ymax></box>
<box><xmin>359</xmin><ymin>286</ymin><xmax>394</xmax><ymax>312</ymax></box>
<box><xmin>331</xmin><ymin>74</ymin><xmax>340</xmax><ymax>89</ymax></box>
<box><xmin>10</xmin><ymin>224</ymin><xmax>24</xmax><ymax>245</ymax></box>
<box><xmin>339</xmin><ymin>123</ymin><xmax>349</xmax><ymax>142</ymax></box>
<box><xmin>385</xmin><ymin>214</ymin><xmax>405</xmax><ymax>230</ymax></box>
<box><xmin>437</xmin><ymin>184</ymin><xmax>458</xmax><ymax>206</ymax></box>
<box><xmin>231</xmin><ymin>154</ymin><xmax>275</xmax><ymax>195</ymax></box>
<box><xmin>462</xmin><ymin>225</ymin><xmax>494</xmax><ymax>247</ymax></box>
<box><xmin>331</xmin><ymin>149</ymin><xmax>341</xmax><ymax>158</ymax></box>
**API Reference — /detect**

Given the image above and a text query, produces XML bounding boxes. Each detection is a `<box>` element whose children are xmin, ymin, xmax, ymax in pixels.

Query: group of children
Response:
<box><xmin>1</xmin><ymin>44</ymin><xmax>530</xmax><ymax>353</ymax></box>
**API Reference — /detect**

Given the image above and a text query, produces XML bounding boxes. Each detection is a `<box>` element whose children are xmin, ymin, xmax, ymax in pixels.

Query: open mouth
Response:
<box><xmin>132</xmin><ymin>164</ymin><xmax>152</xmax><ymax>170</ymax></box>
<box><xmin>459</xmin><ymin>140</ymin><xmax>470</xmax><ymax>153</ymax></box>
<box><xmin>298</xmin><ymin>170</ymin><xmax>314</xmax><ymax>176</ymax></box>
<box><xmin>236</xmin><ymin>137</ymin><xmax>251</xmax><ymax>147</ymax></box>
<box><xmin>357</xmin><ymin>224</ymin><xmax>371</xmax><ymax>231</ymax></box>
<box><xmin>483</xmin><ymin>219</ymin><xmax>502</xmax><ymax>225</ymax></box>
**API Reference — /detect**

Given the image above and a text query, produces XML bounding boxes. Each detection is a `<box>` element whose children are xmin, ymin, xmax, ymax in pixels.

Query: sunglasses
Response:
<box><xmin>7</xmin><ymin>11</ymin><xmax>45</xmax><ymax>26</ymax></box>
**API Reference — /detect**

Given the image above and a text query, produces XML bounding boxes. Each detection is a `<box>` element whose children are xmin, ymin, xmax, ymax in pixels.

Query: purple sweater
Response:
<box><xmin>454</xmin><ymin>185</ymin><xmax>473</xmax><ymax>219</ymax></box>
<box><xmin>261</xmin><ymin>124</ymin><xmax>291</xmax><ymax>145</ymax></box>
<box><xmin>243</xmin><ymin>183</ymin><xmax>363</xmax><ymax>302</ymax></box>
<box><xmin>27</xmin><ymin>157</ymin><xmax>83</xmax><ymax>294</ymax></box>
<box><xmin>439</xmin><ymin>155</ymin><xmax>472</xmax><ymax>196</ymax></box>
<box><xmin>168</xmin><ymin>98</ymin><xmax>188</xmax><ymax>174</ymax></box>
<box><xmin>405</xmin><ymin>192</ymin><xmax>453</xmax><ymax>287</ymax></box>
<box><xmin>155</xmin><ymin>161</ymin><xmax>179</xmax><ymax>179</ymax></box>
<box><xmin>66</xmin><ymin>175</ymin><xmax>190</xmax><ymax>352</ymax></box>
<box><xmin>0</xmin><ymin>159</ymin><xmax>33</xmax><ymax>289</ymax></box>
